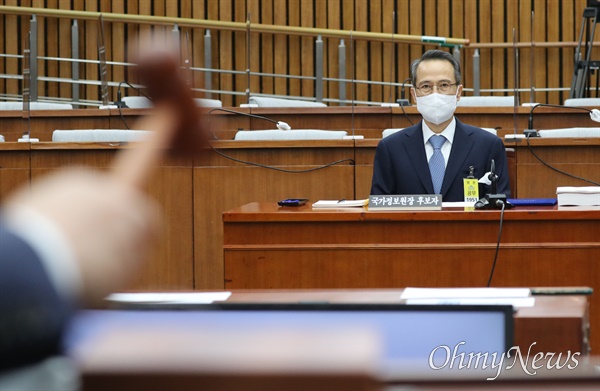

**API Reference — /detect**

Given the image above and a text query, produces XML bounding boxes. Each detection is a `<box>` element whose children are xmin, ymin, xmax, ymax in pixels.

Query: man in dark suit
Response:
<box><xmin>371</xmin><ymin>50</ymin><xmax>510</xmax><ymax>201</ymax></box>
<box><xmin>0</xmin><ymin>169</ymin><xmax>159</xmax><ymax>372</ymax></box>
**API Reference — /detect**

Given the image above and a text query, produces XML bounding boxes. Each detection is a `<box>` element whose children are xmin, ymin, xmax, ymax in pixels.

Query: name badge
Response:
<box><xmin>463</xmin><ymin>178</ymin><xmax>479</xmax><ymax>204</ymax></box>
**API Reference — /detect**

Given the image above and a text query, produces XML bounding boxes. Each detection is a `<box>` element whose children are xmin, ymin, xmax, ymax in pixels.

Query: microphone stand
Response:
<box><xmin>475</xmin><ymin>160</ymin><xmax>512</xmax><ymax>210</ymax></box>
<box><xmin>524</xmin><ymin>103</ymin><xmax>593</xmax><ymax>138</ymax></box>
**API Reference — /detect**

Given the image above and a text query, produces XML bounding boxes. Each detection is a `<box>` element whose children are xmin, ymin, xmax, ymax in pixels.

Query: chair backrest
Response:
<box><xmin>122</xmin><ymin>96</ymin><xmax>222</xmax><ymax>108</ymax></box>
<box><xmin>457</xmin><ymin>96</ymin><xmax>514</xmax><ymax>107</ymax></box>
<box><xmin>248</xmin><ymin>96</ymin><xmax>327</xmax><ymax>108</ymax></box>
<box><xmin>234</xmin><ymin>129</ymin><xmax>347</xmax><ymax>140</ymax></box>
<box><xmin>52</xmin><ymin>129</ymin><xmax>151</xmax><ymax>142</ymax></box>
<box><xmin>538</xmin><ymin>127</ymin><xmax>600</xmax><ymax>138</ymax></box>
<box><xmin>0</xmin><ymin>102</ymin><xmax>73</xmax><ymax>110</ymax></box>
<box><xmin>564</xmin><ymin>98</ymin><xmax>600</xmax><ymax>107</ymax></box>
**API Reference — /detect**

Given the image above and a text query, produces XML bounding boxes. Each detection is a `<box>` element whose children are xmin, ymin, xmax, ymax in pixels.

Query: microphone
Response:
<box><xmin>475</xmin><ymin>159</ymin><xmax>512</xmax><ymax>210</ymax></box>
<box><xmin>488</xmin><ymin>159</ymin><xmax>498</xmax><ymax>194</ymax></box>
<box><xmin>524</xmin><ymin>103</ymin><xmax>598</xmax><ymax>138</ymax></box>
<box><xmin>208</xmin><ymin>107</ymin><xmax>292</xmax><ymax>132</ymax></box>
<box><xmin>114</xmin><ymin>85</ymin><xmax>128</xmax><ymax>108</ymax></box>
<box><xmin>397</xmin><ymin>77</ymin><xmax>412</xmax><ymax>106</ymax></box>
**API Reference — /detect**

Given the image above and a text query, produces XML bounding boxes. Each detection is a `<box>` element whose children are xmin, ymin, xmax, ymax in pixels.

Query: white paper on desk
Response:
<box><xmin>442</xmin><ymin>201</ymin><xmax>476</xmax><ymax>208</ymax></box>
<box><xmin>400</xmin><ymin>287</ymin><xmax>531</xmax><ymax>300</ymax></box>
<box><xmin>106</xmin><ymin>292</ymin><xmax>232</xmax><ymax>304</ymax></box>
<box><xmin>405</xmin><ymin>297</ymin><xmax>535</xmax><ymax>307</ymax></box>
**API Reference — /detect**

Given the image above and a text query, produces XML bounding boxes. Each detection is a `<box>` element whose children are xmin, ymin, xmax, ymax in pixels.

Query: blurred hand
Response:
<box><xmin>3</xmin><ymin>168</ymin><xmax>161</xmax><ymax>304</ymax></box>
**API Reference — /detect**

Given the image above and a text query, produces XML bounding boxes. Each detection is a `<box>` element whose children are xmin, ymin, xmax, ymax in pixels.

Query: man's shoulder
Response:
<box><xmin>382</xmin><ymin>123</ymin><xmax>421</xmax><ymax>143</ymax></box>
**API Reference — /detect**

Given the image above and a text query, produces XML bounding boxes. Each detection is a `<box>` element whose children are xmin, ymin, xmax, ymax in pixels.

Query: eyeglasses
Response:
<box><xmin>415</xmin><ymin>82</ymin><xmax>458</xmax><ymax>95</ymax></box>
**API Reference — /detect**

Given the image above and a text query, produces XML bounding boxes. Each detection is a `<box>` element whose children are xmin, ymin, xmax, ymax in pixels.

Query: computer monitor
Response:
<box><xmin>67</xmin><ymin>303</ymin><xmax>513</xmax><ymax>379</ymax></box>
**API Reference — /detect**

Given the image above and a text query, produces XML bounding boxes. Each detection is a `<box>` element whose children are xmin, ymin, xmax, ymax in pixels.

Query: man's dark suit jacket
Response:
<box><xmin>0</xmin><ymin>223</ymin><xmax>73</xmax><ymax>371</ymax></box>
<box><xmin>370</xmin><ymin>119</ymin><xmax>511</xmax><ymax>202</ymax></box>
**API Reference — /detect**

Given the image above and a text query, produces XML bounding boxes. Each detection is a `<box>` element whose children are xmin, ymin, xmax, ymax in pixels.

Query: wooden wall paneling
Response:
<box><xmin>260</xmin><ymin>0</ymin><xmax>274</xmax><ymax>96</ymax></box>
<box><xmin>436</xmin><ymin>0</ymin><xmax>450</xmax><ymax>40</ymax></box>
<box><xmin>0</xmin><ymin>144</ymin><xmax>31</xmax><ymax>203</ymax></box>
<box><xmin>218</xmin><ymin>1</ymin><xmax>234</xmax><ymax>107</ymax></box>
<box><xmin>463</xmin><ymin>1</ymin><xmax>478</xmax><ymax>95</ymax></box>
<box><xmin>273</xmin><ymin>0</ymin><xmax>288</xmax><ymax>99</ymax></box>
<box><xmin>58</xmin><ymin>0</ymin><xmax>72</xmax><ymax>100</ymax></box>
<box><xmin>4</xmin><ymin>0</ymin><xmax>19</xmax><ymax>95</ymax></box>
<box><xmin>110</xmin><ymin>2</ymin><xmax>125</xmax><ymax>104</ymax></box>
<box><xmin>369</xmin><ymin>0</ymin><xmax>383</xmax><ymax>104</ymax></box>
<box><xmin>546</xmin><ymin>2</ymin><xmax>560</xmax><ymax>104</ymax></box>
<box><xmin>380</xmin><ymin>0</ymin><xmax>394</xmax><ymax>103</ymax></box>
<box><xmin>288</xmin><ymin>0</ymin><xmax>301</xmax><ymax>99</ymax></box>
<box><xmin>561</xmin><ymin>0</ymin><xmax>575</xmax><ymax>105</ymax></box>
<box><xmin>84</xmin><ymin>0</ymin><xmax>100</xmax><ymax>103</ymax></box>
<box><xmin>193</xmin><ymin>142</ymin><xmax>356</xmax><ymax>289</ymax></box>
<box><xmin>519</xmin><ymin>0</ymin><xmax>533</xmax><ymax>104</ymax></box>
<box><xmin>408</xmin><ymin>0</ymin><xmax>423</xmax><ymax>78</ymax></box>
<box><xmin>28</xmin><ymin>145</ymin><xmax>194</xmax><ymax>290</ymax></box>
<box><xmin>478</xmin><ymin>0</ymin><xmax>492</xmax><ymax>96</ymax></box>
<box><xmin>513</xmin><ymin>141</ymin><xmax>600</xmax><ymax>198</ymax></box>
<box><xmin>248</xmin><ymin>0</ymin><xmax>261</xmax><ymax>98</ymax></box>
<box><xmin>191</xmin><ymin>1</ymin><xmax>205</xmax><ymax>95</ymax></box>
<box><xmin>354</xmin><ymin>140</ymin><xmax>377</xmax><ymax>199</ymax></box>
<box><xmin>300</xmin><ymin>0</ymin><xmax>314</xmax><ymax>99</ymax></box>
<box><xmin>41</xmin><ymin>0</ymin><xmax>56</xmax><ymax>99</ymax></box>
<box><xmin>533</xmin><ymin>0</ymin><xmax>547</xmax><ymax>103</ymax></box>
<box><xmin>207</xmin><ymin>1</ymin><xmax>222</xmax><ymax>100</ymax></box>
<box><xmin>355</xmin><ymin>1</ymin><xmax>369</xmax><ymax>104</ymax></box>
<box><xmin>125</xmin><ymin>0</ymin><xmax>139</xmax><ymax>85</ymax></box>
<box><xmin>0</xmin><ymin>6</ymin><xmax>4</xmax><ymax>95</ymax></box>
<box><xmin>234</xmin><ymin>0</ymin><xmax>247</xmax><ymax>107</ymax></box>
<box><xmin>100</xmin><ymin>0</ymin><xmax>114</xmax><ymax>104</ymax></box>
<box><xmin>314</xmin><ymin>0</ymin><xmax>328</xmax><ymax>98</ymax></box>
<box><xmin>505</xmin><ymin>0</ymin><xmax>518</xmax><ymax>108</ymax></box>
<box><xmin>326</xmin><ymin>0</ymin><xmax>341</xmax><ymax>103</ymax></box>
<box><xmin>137</xmin><ymin>163</ymin><xmax>194</xmax><ymax>290</ymax></box>
<box><xmin>491</xmin><ymin>0</ymin><xmax>505</xmax><ymax>96</ymax></box>
<box><xmin>342</xmin><ymin>0</ymin><xmax>355</xmax><ymax>104</ymax></box>
<box><xmin>451</xmin><ymin>0</ymin><xmax>464</xmax><ymax>69</ymax></box>
<box><xmin>396</xmin><ymin>0</ymin><xmax>411</xmax><ymax>96</ymax></box>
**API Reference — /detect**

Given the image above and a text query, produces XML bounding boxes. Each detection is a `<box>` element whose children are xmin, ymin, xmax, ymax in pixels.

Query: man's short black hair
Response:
<box><xmin>410</xmin><ymin>50</ymin><xmax>462</xmax><ymax>86</ymax></box>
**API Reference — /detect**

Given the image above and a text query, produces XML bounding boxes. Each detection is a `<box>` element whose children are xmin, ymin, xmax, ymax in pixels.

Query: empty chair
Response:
<box><xmin>52</xmin><ymin>129</ymin><xmax>151</xmax><ymax>142</ymax></box>
<box><xmin>234</xmin><ymin>129</ymin><xmax>347</xmax><ymax>140</ymax></box>
<box><xmin>247</xmin><ymin>96</ymin><xmax>327</xmax><ymax>108</ymax></box>
<box><xmin>0</xmin><ymin>102</ymin><xmax>73</xmax><ymax>110</ymax></box>
<box><xmin>564</xmin><ymin>98</ymin><xmax>600</xmax><ymax>107</ymax></box>
<box><xmin>538</xmin><ymin>127</ymin><xmax>600</xmax><ymax>138</ymax></box>
<box><xmin>122</xmin><ymin>96</ymin><xmax>222</xmax><ymax>108</ymax></box>
<box><xmin>457</xmin><ymin>96</ymin><xmax>515</xmax><ymax>107</ymax></box>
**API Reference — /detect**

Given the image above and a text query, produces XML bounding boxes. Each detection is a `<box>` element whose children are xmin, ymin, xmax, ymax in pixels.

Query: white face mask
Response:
<box><xmin>415</xmin><ymin>91</ymin><xmax>459</xmax><ymax>125</ymax></box>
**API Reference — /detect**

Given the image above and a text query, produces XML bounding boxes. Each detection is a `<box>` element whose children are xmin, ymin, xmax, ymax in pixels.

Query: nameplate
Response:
<box><xmin>368</xmin><ymin>195</ymin><xmax>442</xmax><ymax>211</ymax></box>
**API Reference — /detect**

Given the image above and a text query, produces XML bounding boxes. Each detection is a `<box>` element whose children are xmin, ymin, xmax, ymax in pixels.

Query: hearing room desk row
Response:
<box><xmin>0</xmin><ymin>139</ymin><xmax>598</xmax><ymax>292</ymax></box>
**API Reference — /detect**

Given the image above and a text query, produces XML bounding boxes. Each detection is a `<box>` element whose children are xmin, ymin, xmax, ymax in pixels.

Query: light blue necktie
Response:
<box><xmin>429</xmin><ymin>135</ymin><xmax>446</xmax><ymax>194</ymax></box>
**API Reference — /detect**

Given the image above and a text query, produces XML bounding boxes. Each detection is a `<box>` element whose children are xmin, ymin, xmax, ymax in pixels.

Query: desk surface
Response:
<box><xmin>223</xmin><ymin>203</ymin><xmax>599</xmax><ymax>353</ymax></box>
<box><xmin>76</xmin><ymin>290</ymin><xmax>595</xmax><ymax>390</ymax></box>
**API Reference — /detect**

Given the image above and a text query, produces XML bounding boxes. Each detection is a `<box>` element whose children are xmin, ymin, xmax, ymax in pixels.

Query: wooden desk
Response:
<box><xmin>219</xmin><ymin>289</ymin><xmax>589</xmax><ymax>356</ymax></box>
<box><xmin>29</xmin><ymin>142</ymin><xmax>195</xmax><ymax>291</ymax></box>
<box><xmin>505</xmin><ymin>137</ymin><xmax>600</xmax><ymax>198</ymax></box>
<box><xmin>223</xmin><ymin>203</ymin><xmax>600</xmax><ymax>352</ymax></box>
<box><xmin>82</xmin><ymin>290</ymin><xmax>593</xmax><ymax>390</ymax></box>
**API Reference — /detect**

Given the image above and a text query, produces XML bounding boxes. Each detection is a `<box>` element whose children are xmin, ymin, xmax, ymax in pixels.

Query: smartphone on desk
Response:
<box><xmin>278</xmin><ymin>198</ymin><xmax>309</xmax><ymax>207</ymax></box>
